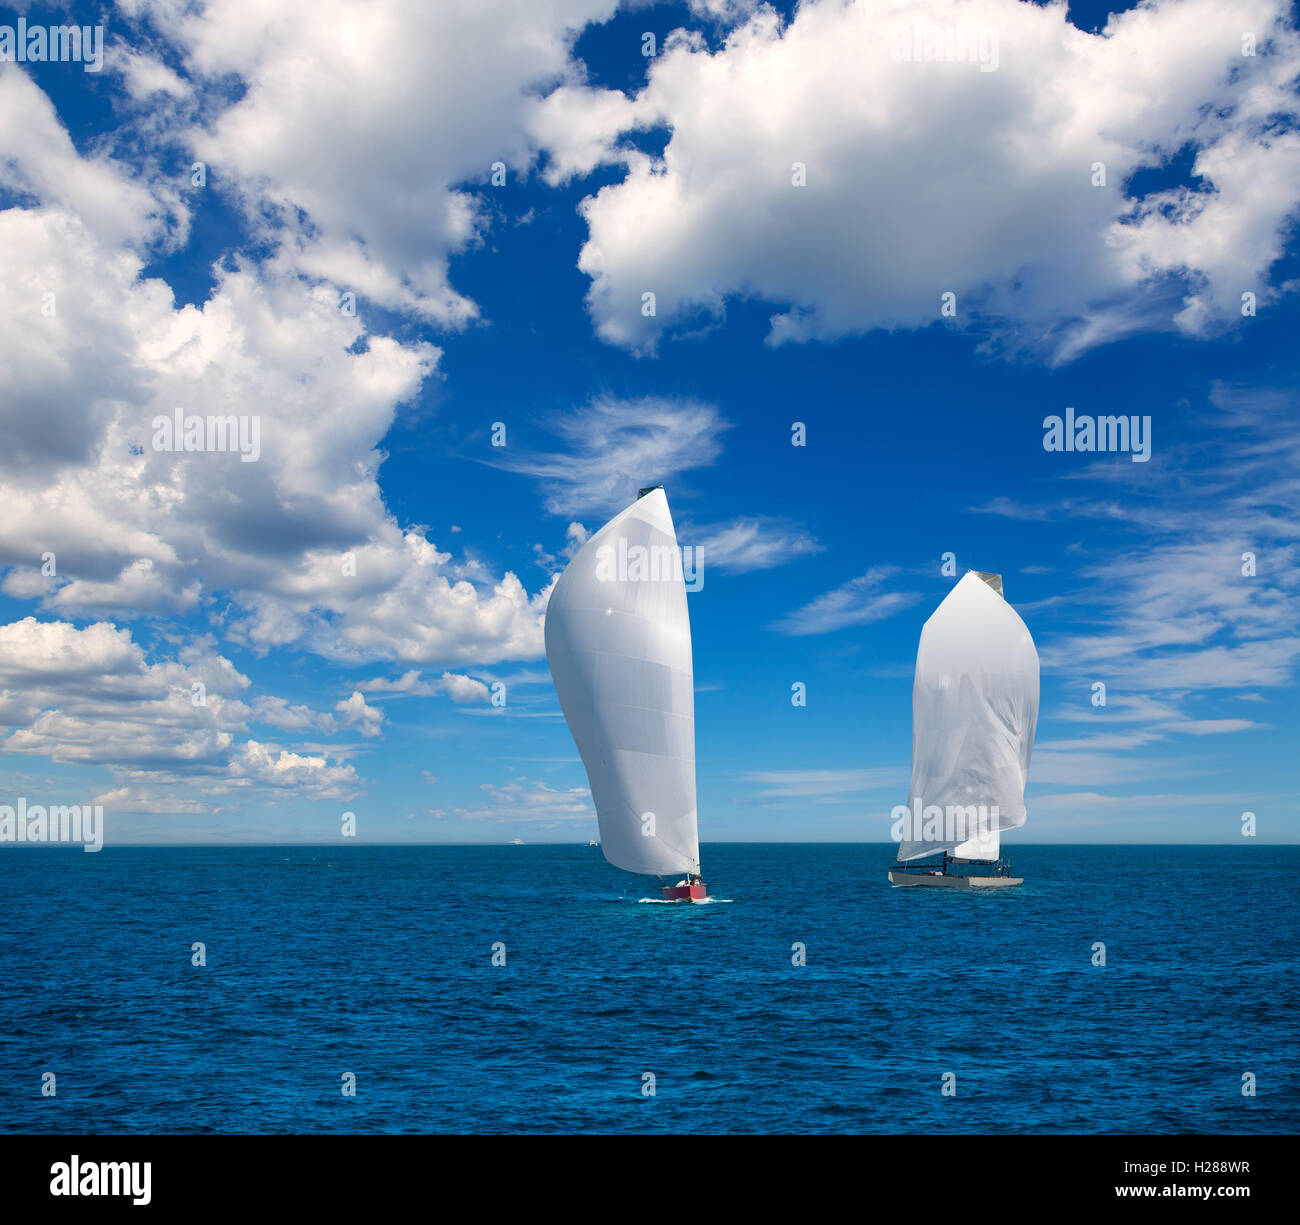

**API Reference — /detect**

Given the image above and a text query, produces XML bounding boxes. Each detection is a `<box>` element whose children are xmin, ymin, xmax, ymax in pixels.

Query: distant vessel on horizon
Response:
<box><xmin>545</xmin><ymin>486</ymin><xmax>707</xmax><ymax>903</ymax></box>
<box><xmin>889</xmin><ymin>570</ymin><xmax>1039</xmax><ymax>890</ymax></box>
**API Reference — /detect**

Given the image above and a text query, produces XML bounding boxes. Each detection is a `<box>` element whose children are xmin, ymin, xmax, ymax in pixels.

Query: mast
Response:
<box><xmin>544</xmin><ymin>487</ymin><xmax>700</xmax><ymax>877</ymax></box>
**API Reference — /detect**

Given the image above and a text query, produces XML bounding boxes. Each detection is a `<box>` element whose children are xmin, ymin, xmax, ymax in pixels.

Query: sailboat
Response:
<box><xmin>545</xmin><ymin>485</ymin><xmax>707</xmax><ymax>902</ymax></box>
<box><xmin>888</xmin><ymin>570</ymin><xmax>1039</xmax><ymax>889</ymax></box>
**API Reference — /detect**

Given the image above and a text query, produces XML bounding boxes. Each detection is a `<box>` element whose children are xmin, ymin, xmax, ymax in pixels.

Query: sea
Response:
<box><xmin>2</xmin><ymin>843</ymin><xmax>1297</xmax><ymax>1135</ymax></box>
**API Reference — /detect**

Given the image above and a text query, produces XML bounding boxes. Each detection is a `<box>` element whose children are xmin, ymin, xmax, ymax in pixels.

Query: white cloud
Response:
<box><xmin>492</xmin><ymin>396</ymin><xmax>730</xmax><ymax>516</ymax></box>
<box><xmin>232</xmin><ymin>740</ymin><xmax>361</xmax><ymax>794</ymax></box>
<box><xmin>1030</xmin><ymin>749</ymin><xmax>1211</xmax><ymax>787</ymax></box>
<box><xmin>439</xmin><ymin>673</ymin><xmax>492</xmax><ymax>704</ymax></box>
<box><xmin>0</xmin><ymin>168</ymin><xmax>548</xmax><ymax>668</ymax></box>
<box><xmin>334</xmin><ymin>690</ymin><xmax>385</xmax><ymax>738</ymax></box>
<box><xmin>43</xmin><ymin>559</ymin><xmax>202</xmax><ymax>616</ymax></box>
<box><xmin>685</xmin><ymin>516</ymin><xmax>822</xmax><ymax>573</ymax></box>
<box><xmin>1028</xmin><ymin>791</ymin><xmax>1275</xmax><ymax>817</ymax></box>
<box><xmin>970</xmin><ymin>386</ymin><xmax>1300</xmax><ymax>785</ymax></box>
<box><xmin>772</xmin><ymin>566</ymin><xmax>919</xmax><ymax>635</ymax></box>
<box><xmin>356</xmin><ymin>670</ymin><xmax>432</xmax><ymax>695</ymax></box>
<box><xmin>111</xmin><ymin>43</ymin><xmax>193</xmax><ymax>101</ymax></box>
<box><xmin>0</xmin><ymin>617</ymin><xmax>361</xmax><ymax>810</ymax></box>
<box><xmin>1033</xmin><ymin>701</ymin><xmax>1260</xmax><ymax>782</ymax></box>
<box><xmin>743</xmin><ymin>767</ymin><xmax>900</xmax><ymax>798</ymax></box>
<box><xmin>251</xmin><ymin>696</ymin><xmax>338</xmax><ymax>734</ymax></box>
<box><xmin>543</xmin><ymin>0</ymin><xmax>1300</xmax><ymax>360</ymax></box>
<box><xmin>0</xmin><ymin>617</ymin><xmax>148</xmax><ymax>685</ymax></box>
<box><xmin>983</xmin><ymin>386</ymin><xmax>1300</xmax><ymax>706</ymax></box>
<box><xmin>686</xmin><ymin>0</ymin><xmax>763</xmax><ymax>20</ymax></box>
<box><xmin>91</xmin><ymin>783</ymin><xmax>216</xmax><ymax>816</ymax></box>
<box><xmin>357</xmin><ymin>669</ymin><xmax>491</xmax><ymax>703</ymax></box>
<box><xmin>432</xmin><ymin>778</ymin><xmax>594</xmax><ymax>824</ymax></box>
<box><xmin>533</xmin><ymin>522</ymin><xmax>590</xmax><ymax>571</ymax></box>
<box><xmin>0</xmin><ymin>1</ymin><xmax>648</xmax><ymax>680</ymax></box>
<box><xmin>940</xmin><ymin>420</ymin><xmax>1299</xmax><ymax>821</ymax></box>
<box><xmin>0</xmin><ymin>70</ymin><xmax>186</xmax><ymax>252</ymax></box>
<box><xmin>138</xmin><ymin>0</ymin><xmax>620</xmax><ymax>324</ymax></box>
<box><xmin>502</xmin><ymin>403</ymin><xmax>824</xmax><ymax>574</ymax></box>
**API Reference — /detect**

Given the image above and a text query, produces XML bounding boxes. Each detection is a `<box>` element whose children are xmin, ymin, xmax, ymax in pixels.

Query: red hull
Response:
<box><xmin>661</xmin><ymin>883</ymin><xmax>708</xmax><ymax>902</ymax></box>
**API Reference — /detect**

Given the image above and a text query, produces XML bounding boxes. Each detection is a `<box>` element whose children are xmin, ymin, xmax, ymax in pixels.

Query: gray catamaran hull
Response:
<box><xmin>888</xmin><ymin>870</ymin><xmax>1023</xmax><ymax>889</ymax></box>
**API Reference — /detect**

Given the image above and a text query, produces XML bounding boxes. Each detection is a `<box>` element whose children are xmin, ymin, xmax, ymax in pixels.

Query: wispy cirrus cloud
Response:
<box><xmin>430</xmin><ymin>778</ymin><xmax>594</xmax><ymax>826</ymax></box>
<box><xmin>984</xmin><ymin>386</ymin><xmax>1300</xmax><ymax>700</ymax></box>
<box><xmin>771</xmin><ymin>566</ymin><xmax>919</xmax><ymax>635</ymax></box>
<box><xmin>499</xmin><ymin>399</ymin><xmax>824</xmax><ymax>575</ymax></box>
<box><xmin>976</xmin><ymin>385</ymin><xmax>1300</xmax><ymax>794</ymax></box>
<box><xmin>683</xmin><ymin>516</ymin><xmax>823</xmax><ymax>573</ymax></box>
<box><xmin>492</xmin><ymin>395</ymin><xmax>729</xmax><ymax>517</ymax></box>
<box><xmin>743</xmin><ymin>768</ymin><xmax>900</xmax><ymax>799</ymax></box>
<box><xmin>1023</xmin><ymin>790</ymin><xmax>1298</xmax><ymax>845</ymax></box>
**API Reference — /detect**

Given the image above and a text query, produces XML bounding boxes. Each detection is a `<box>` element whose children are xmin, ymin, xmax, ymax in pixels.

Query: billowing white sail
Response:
<box><xmin>544</xmin><ymin>488</ymin><xmax>700</xmax><ymax>877</ymax></box>
<box><xmin>897</xmin><ymin>571</ymin><xmax>1039</xmax><ymax>862</ymax></box>
<box><xmin>953</xmin><ymin>821</ymin><xmax>999</xmax><ymax>861</ymax></box>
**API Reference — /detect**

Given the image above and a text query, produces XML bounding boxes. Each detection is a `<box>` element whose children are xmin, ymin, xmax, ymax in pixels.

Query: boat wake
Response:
<box><xmin>637</xmin><ymin>896</ymin><xmax>733</xmax><ymax>904</ymax></box>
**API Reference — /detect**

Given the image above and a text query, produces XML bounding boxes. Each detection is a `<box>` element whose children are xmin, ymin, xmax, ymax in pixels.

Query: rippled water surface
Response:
<box><xmin>2</xmin><ymin>843</ymin><xmax>1296</xmax><ymax>1134</ymax></box>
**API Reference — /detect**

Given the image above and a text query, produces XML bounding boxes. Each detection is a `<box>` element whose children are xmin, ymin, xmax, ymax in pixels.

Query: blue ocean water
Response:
<box><xmin>1</xmin><ymin>843</ymin><xmax>1296</xmax><ymax>1135</ymax></box>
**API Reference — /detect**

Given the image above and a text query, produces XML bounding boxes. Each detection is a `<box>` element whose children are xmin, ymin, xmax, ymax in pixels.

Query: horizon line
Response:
<box><xmin>1</xmin><ymin>839</ymin><xmax>1295</xmax><ymax>849</ymax></box>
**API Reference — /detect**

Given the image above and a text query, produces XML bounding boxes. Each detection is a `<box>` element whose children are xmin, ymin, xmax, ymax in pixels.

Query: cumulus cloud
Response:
<box><xmin>251</xmin><ymin>696</ymin><xmax>338</xmax><ymax>734</ymax></box>
<box><xmin>357</xmin><ymin>669</ymin><xmax>493</xmax><ymax>704</ymax></box>
<box><xmin>438</xmin><ymin>673</ymin><xmax>493</xmax><ymax>704</ymax></box>
<box><xmin>333</xmin><ymin>691</ymin><xmax>385</xmax><ymax>738</ymax></box>
<box><xmin>540</xmin><ymin>0</ymin><xmax>1300</xmax><ymax>360</ymax></box>
<box><xmin>0</xmin><ymin>144</ymin><xmax>547</xmax><ymax>667</ymax></box>
<box><xmin>0</xmin><ymin>70</ymin><xmax>186</xmax><ymax>253</ymax></box>
<box><xmin>128</xmin><ymin>0</ymin><xmax>620</xmax><ymax>324</ymax></box>
<box><xmin>231</xmin><ymin>740</ymin><xmax>362</xmax><ymax>794</ymax></box>
<box><xmin>0</xmin><ymin>617</ymin><xmax>361</xmax><ymax>810</ymax></box>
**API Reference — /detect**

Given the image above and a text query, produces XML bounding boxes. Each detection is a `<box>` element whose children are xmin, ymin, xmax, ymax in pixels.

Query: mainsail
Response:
<box><xmin>544</xmin><ymin>488</ymin><xmax>700</xmax><ymax>877</ymax></box>
<box><xmin>897</xmin><ymin>571</ymin><xmax>1039</xmax><ymax>862</ymax></box>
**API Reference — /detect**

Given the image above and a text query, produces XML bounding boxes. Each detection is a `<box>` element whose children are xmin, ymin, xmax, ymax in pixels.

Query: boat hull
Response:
<box><xmin>888</xmin><ymin>870</ymin><xmax>1022</xmax><ymax>889</ymax></box>
<box><xmin>661</xmin><ymin>883</ymin><xmax>709</xmax><ymax>902</ymax></box>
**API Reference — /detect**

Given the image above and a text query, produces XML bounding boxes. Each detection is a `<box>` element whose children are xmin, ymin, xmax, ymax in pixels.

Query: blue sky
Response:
<box><xmin>1</xmin><ymin>0</ymin><xmax>1298</xmax><ymax>846</ymax></box>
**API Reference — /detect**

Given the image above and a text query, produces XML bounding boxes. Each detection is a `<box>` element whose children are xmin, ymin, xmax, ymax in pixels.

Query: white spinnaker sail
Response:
<box><xmin>544</xmin><ymin>488</ymin><xmax>700</xmax><ymax>877</ymax></box>
<box><xmin>953</xmin><ymin>821</ymin><xmax>999</xmax><ymax>860</ymax></box>
<box><xmin>897</xmin><ymin>571</ymin><xmax>1039</xmax><ymax>862</ymax></box>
